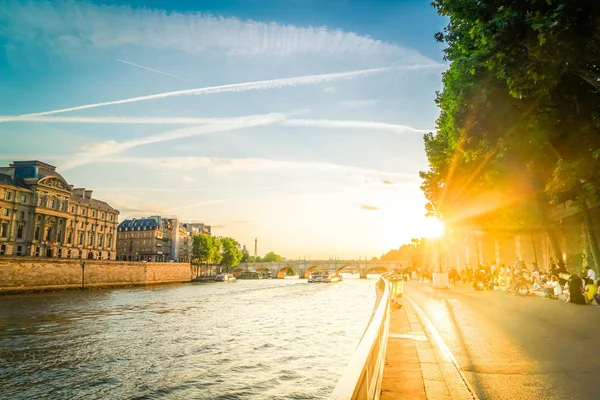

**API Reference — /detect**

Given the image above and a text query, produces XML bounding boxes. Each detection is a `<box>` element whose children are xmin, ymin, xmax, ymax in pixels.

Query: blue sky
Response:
<box><xmin>0</xmin><ymin>0</ymin><xmax>446</xmax><ymax>259</ymax></box>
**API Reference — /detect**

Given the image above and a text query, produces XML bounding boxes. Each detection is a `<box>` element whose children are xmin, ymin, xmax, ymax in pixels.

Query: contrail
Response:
<box><xmin>0</xmin><ymin>64</ymin><xmax>442</xmax><ymax>122</ymax></box>
<box><xmin>59</xmin><ymin>112</ymin><xmax>287</xmax><ymax>171</ymax></box>
<box><xmin>116</xmin><ymin>59</ymin><xmax>199</xmax><ymax>84</ymax></box>
<box><xmin>283</xmin><ymin>119</ymin><xmax>433</xmax><ymax>134</ymax></box>
<box><xmin>0</xmin><ymin>115</ymin><xmax>433</xmax><ymax>133</ymax></box>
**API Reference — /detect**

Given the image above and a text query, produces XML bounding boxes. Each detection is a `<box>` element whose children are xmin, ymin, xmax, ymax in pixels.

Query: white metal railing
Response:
<box><xmin>330</xmin><ymin>275</ymin><xmax>393</xmax><ymax>400</ymax></box>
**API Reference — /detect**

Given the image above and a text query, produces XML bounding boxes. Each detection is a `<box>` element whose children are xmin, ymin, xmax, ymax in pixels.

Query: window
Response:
<box><xmin>34</xmin><ymin>226</ymin><xmax>40</xmax><ymax>240</ymax></box>
<box><xmin>35</xmin><ymin>246</ymin><xmax>40</xmax><ymax>257</ymax></box>
<box><xmin>78</xmin><ymin>250</ymin><xmax>82</xmax><ymax>259</ymax></box>
<box><xmin>100</xmin><ymin>225</ymin><xmax>104</xmax><ymax>232</ymax></box>
<box><xmin>110</xmin><ymin>214</ymin><xmax>114</xmax><ymax>222</ymax></box>
<box><xmin>19</xmin><ymin>211</ymin><xmax>24</xmax><ymax>219</ymax></box>
<box><xmin>101</xmin><ymin>212</ymin><xmax>106</xmax><ymax>220</ymax></box>
<box><xmin>1</xmin><ymin>223</ymin><xmax>7</xmax><ymax>237</ymax></box>
<box><xmin>67</xmin><ymin>231</ymin><xmax>72</xmax><ymax>244</ymax></box>
<box><xmin>80</xmin><ymin>222</ymin><xmax>84</xmax><ymax>229</ymax></box>
<box><xmin>108</xmin><ymin>235</ymin><xmax>112</xmax><ymax>248</ymax></box>
<box><xmin>67</xmin><ymin>249</ymin><xmax>71</xmax><ymax>258</ymax></box>
<box><xmin>17</xmin><ymin>225</ymin><xmax>23</xmax><ymax>239</ymax></box>
<box><xmin>37</xmin><ymin>215</ymin><xmax>41</xmax><ymax>222</ymax></box>
<box><xmin>71</xmin><ymin>206</ymin><xmax>75</xmax><ymax>213</ymax></box>
<box><xmin>88</xmin><ymin>233</ymin><xmax>93</xmax><ymax>246</ymax></box>
<box><xmin>92</xmin><ymin>211</ymin><xmax>96</xmax><ymax>218</ymax></box>
<box><xmin>0</xmin><ymin>244</ymin><xmax>5</xmax><ymax>255</ymax></box>
<box><xmin>49</xmin><ymin>198</ymin><xmax>55</xmax><ymax>209</ymax></box>
<box><xmin>2</xmin><ymin>208</ymin><xmax>8</xmax><ymax>216</ymax></box>
<box><xmin>78</xmin><ymin>232</ymin><xmax>84</xmax><ymax>245</ymax></box>
<box><xmin>98</xmin><ymin>234</ymin><xmax>103</xmax><ymax>247</ymax></box>
<box><xmin>81</xmin><ymin>208</ymin><xmax>86</xmax><ymax>216</ymax></box>
<box><xmin>4</xmin><ymin>192</ymin><xmax>10</xmax><ymax>200</ymax></box>
<box><xmin>57</xmin><ymin>230</ymin><xmax>62</xmax><ymax>243</ymax></box>
<box><xmin>58</xmin><ymin>248</ymin><xmax>62</xmax><ymax>258</ymax></box>
<box><xmin>16</xmin><ymin>245</ymin><xmax>22</xmax><ymax>256</ymax></box>
<box><xmin>45</xmin><ymin>227</ymin><xmax>52</xmax><ymax>241</ymax></box>
<box><xmin>20</xmin><ymin>194</ymin><xmax>26</xmax><ymax>203</ymax></box>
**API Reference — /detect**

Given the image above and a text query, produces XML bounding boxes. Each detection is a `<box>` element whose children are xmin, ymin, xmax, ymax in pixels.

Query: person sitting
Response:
<box><xmin>585</xmin><ymin>278</ymin><xmax>598</xmax><ymax>304</ymax></box>
<box><xmin>543</xmin><ymin>275</ymin><xmax>561</xmax><ymax>299</ymax></box>
<box><xmin>566</xmin><ymin>274</ymin><xmax>586</xmax><ymax>305</ymax></box>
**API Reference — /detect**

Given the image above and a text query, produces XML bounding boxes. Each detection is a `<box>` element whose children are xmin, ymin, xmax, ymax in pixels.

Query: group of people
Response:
<box><xmin>441</xmin><ymin>257</ymin><xmax>600</xmax><ymax>306</ymax></box>
<box><xmin>541</xmin><ymin>264</ymin><xmax>599</xmax><ymax>305</ymax></box>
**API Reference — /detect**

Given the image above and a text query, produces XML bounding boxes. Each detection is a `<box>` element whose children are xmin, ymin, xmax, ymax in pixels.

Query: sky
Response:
<box><xmin>0</xmin><ymin>0</ymin><xmax>447</xmax><ymax>259</ymax></box>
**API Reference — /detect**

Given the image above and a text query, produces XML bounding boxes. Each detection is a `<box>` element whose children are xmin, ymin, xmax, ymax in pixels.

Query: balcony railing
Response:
<box><xmin>330</xmin><ymin>274</ymin><xmax>393</xmax><ymax>400</ymax></box>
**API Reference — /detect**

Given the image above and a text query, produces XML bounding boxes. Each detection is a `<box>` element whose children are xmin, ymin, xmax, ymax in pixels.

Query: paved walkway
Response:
<box><xmin>380</xmin><ymin>299</ymin><xmax>475</xmax><ymax>400</ymax></box>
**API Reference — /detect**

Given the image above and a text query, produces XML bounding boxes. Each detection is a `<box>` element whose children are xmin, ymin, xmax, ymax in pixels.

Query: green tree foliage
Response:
<box><xmin>426</xmin><ymin>0</ymin><xmax>600</xmax><ymax>270</ymax></box>
<box><xmin>192</xmin><ymin>234</ymin><xmax>222</xmax><ymax>265</ymax></box>
<box><xmin>219</xmin><ymin>237</ymin><xmax>243</xmax><ymax>272</ymax></box>
<box><xmin>262</xmin><ymin>252</ymin><xmax>283</xmax><ymax>262</ymax></box>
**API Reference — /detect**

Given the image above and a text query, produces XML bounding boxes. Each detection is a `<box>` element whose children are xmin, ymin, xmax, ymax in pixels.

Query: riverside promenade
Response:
<box><xmin>380</xmin><ymin>298</ymin><xmax>475</xmax><ymax>400</ymax></box>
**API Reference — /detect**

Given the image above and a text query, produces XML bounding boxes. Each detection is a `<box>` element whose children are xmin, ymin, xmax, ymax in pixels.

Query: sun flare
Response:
<box><xmin>421</xmin><ymin>217</ymin><xmax>444</xmax><ymax>239</ymax></box>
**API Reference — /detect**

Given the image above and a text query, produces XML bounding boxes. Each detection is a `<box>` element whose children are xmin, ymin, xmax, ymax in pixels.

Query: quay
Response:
<box><xmin>331</xmin><ymin>274</ymin><xmax>474</xmax><ymax>400</ymax></box>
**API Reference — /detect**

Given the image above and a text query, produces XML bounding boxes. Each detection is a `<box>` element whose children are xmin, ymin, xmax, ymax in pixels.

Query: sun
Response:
<box><xmin>421</xmin><ymin>217</ymin><xmax>444</xmax><ymax>239</ymax></box>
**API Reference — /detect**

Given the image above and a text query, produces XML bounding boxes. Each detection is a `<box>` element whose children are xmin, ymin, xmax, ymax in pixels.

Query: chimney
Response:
<box><xmin>84</xmin><ymin>190</ymin><xmax>93</xmax><ymax>200</ymax></box>
<box><xmin>73</xmin><ymin>188</ymin><xmax>85</xmax><ymax>197</ymax></box>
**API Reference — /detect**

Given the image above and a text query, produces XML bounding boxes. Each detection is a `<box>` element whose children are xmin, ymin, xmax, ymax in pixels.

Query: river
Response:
<box><xmin>0</xmin><ymin>277</ymin><xmax>377</xmax><ymax>399</ymax></box>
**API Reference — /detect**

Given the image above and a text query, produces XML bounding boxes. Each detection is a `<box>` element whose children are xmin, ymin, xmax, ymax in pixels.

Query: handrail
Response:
<box><xmin>330</xmin><ymin>274</ymin><xmax>392</xmax><ymax>400</ymax></box>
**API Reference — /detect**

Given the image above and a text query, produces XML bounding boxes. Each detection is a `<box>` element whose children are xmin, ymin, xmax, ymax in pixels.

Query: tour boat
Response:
<box><xmin>237</xmin><ymin>271</ymin><xmax>263</xmax><ymax>280</ymax></box>
<box><xmin>215</xmin><ymin>273</ymin><xmax>237</xmax><ymax>282</ymax></box>
<box><xmin>308</xmin><ymin>270</ymin><xmax>342</xmax><ymax>283</ymax></box>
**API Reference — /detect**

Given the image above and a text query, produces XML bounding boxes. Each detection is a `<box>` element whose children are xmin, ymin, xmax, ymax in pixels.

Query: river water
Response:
<box><xmin>0</xmin><ymin>277</ymin><xmax>377</xmax><ymax>399</ymax></box>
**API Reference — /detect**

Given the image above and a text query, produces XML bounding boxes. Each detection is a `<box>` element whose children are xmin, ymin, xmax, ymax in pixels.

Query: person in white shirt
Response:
<box><xmin>586</xmin><ymin>266</ymin><xmax>596</xmax><ymax>282</ymax></box>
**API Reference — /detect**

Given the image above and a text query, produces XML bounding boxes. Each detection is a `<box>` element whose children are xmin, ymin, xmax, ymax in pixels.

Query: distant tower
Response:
<box><xmin>254</xmin><ymin>237</ymin><xmax>258</xmax><ymax>257</ymax></box>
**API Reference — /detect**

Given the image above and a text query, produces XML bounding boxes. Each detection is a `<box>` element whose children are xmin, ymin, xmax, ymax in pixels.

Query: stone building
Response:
<box><xmin>181</xmin><ymin>222</ymin><xmax>212</xmax><ymax>236</ymax></box>
<box><xmin>0</xmin><ymin>160</ymin><xmax>119</xmax><ymax>259</ymax></box>
<box><xmin>116</xmin><ymin>216</ymin><xmax>191</xmax><ymax>262</ymax></box>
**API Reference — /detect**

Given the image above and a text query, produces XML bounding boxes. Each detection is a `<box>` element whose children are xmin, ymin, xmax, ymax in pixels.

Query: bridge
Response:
<box><xmin>231</xmin><ymin>260</ymin><xmax>411</xmax><ymax>279</ymax></box>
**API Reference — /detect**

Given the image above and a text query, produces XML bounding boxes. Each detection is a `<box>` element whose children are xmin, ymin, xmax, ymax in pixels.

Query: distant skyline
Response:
<box><xmin>0</xmin><ymin>0</ymin><xmax>447</xmax><ymax>259</ymax></box>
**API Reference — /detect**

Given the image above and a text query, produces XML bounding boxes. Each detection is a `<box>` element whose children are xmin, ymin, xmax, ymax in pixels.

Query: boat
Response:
<box><xmin>215</xmin><ymin>273</ymin><xmax>237</xmax><ymax>282</ymax></box>
<box><xmin>237</xmin><ymin>271</ymin><xmax>263</xmax><ymax>280</ymax></box>
<box><xmin>308</xmin><ymin>270</ymin><xmax>342</xmax><ymax>283</ymax></box>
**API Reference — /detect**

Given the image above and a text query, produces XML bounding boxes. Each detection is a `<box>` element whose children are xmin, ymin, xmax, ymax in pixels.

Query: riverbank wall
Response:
<box><xmin>0</xmin><ymin>257</ymin><xmax>194</xmax><ymax>293</ymax></box>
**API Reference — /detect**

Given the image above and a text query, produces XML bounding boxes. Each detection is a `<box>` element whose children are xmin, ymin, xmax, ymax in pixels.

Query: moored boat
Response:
<box><xmin>215</xmin><ymin>273</ymin><xmax>237</xmax><ymax>282</ymax></box>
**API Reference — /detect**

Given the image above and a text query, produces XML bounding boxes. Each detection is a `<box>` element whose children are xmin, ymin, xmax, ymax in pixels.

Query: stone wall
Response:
<box><xmin>0</xmin><ymin>257</ymin><xmax>193</xmax><ymax>293</ymax></box>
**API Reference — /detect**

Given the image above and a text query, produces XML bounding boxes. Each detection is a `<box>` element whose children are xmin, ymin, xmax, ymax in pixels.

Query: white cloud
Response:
<box><xmin>283</xmin><ymin>119</ymin><xmax>433</xmax><ymax>134</ymax></box>
<box><xmin>100</xmin><ymin>155</ymin><xmax>419</xmax><ymax>181</ymax></box>
<box><xmin>1</xmin><ymin>0</ymin><xmax>435</xmax><ymax>63</ymax></box>
<box><xmin>60</xmin><ymin>112</ymin><xmax>288</xmax><ymax>170</ymax></box>
<box><xmin>338</xmin><ymin>100</ymin><xmax>380</xmax><ymax>110</ymax></box>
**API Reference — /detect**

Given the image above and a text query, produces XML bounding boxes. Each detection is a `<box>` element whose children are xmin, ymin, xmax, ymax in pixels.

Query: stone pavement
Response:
<box><xmin>380</xmin><ymin>299</ymin><xmax>475</xmax><ymax>400</ymax></box>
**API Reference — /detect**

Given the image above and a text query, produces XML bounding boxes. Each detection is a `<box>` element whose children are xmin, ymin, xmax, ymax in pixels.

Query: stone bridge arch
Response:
<box><xmin>365</xmin><ymin>265</ymin><xmax>392</xmax><ymax>275</ymax></box>
<box><xmin>335</xmin><ymin>265</ymin><xmax>359</xmax><ymax>275</ymax></box>
<box><xmin>275</xmin><ymin>266</ymin><xmax>298</xmax><ymax>279</ymax></box>
<box><xmin>303</xmin><ymin>265</ymin><xmax>326</xmax><ymax>279</ymax></box>
<box><xmin>232</xmin><ymin>266</ymin><xmax>247</xmax><ymax>277</ymax></box>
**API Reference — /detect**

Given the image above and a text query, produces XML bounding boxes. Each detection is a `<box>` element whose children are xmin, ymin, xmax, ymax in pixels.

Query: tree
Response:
<box><xmin>192</xmin><ymin>234</ymin><xmax>222</xmax><ymax>276</ymax></box>
<box><xmin>219</xmin><ymin>237</ymin><xmax>243</xmax><ymax>272</ymax></box>
<box><xmin>262</xmin><ymin>252</ymin><xmax>283</xmax><ymax>262</ymax></box>
<box><xmin>425</xmin><ymin>0</ymin><xmax>600</xmax><ymax>271</ymax></box>
<box><xmin>241</xmin><ymin>252</ymin><xmax>250</xmax><ymax>263</ymax></box>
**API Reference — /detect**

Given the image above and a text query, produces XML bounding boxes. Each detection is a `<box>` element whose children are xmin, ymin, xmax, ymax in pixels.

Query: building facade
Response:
<box><xmin>117</xmin><ymin>216</ymin><xmax>191</xmax><ymax>262</ymax></box>
<box><xmin>0</xmin><ymin>161</ymin><xmax>119</xmax><ymax>259</ymax></box>
<box><xmin>181</xmin><ymin>222</ymin><xmax>212</xmax><ymax>236</ymax></box>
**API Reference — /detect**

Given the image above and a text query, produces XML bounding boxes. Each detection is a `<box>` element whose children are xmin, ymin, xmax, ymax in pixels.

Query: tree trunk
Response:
<box><xmin>535</xmin><ymin>199</ymin><xmax>565</xmax><ymax>270</ymax></box>
<box><xmin>579</xmin><ymin>198</ymin><xmax>600</xmax><ymax>276</ymax></box>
